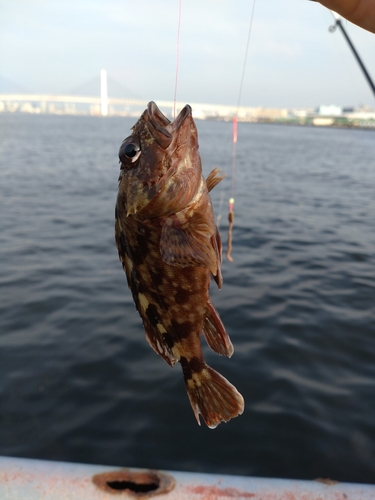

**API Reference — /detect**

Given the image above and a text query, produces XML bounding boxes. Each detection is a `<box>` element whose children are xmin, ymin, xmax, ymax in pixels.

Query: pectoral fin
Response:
<box><xmin>160</xmin><ymin>211</ymin><xmax>218</xmax><ymax>275</ymax></box>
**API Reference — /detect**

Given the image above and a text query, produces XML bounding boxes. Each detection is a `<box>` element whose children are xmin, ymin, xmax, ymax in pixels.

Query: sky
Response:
<box><xmin>1</xmin><ymin>0</ymin><xmax>375</xmax><ymax>109</ymax></box>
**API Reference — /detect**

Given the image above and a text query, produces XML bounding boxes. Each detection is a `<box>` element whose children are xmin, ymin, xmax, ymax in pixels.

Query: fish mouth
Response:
<box><xmin>147</xmin><ymin>101</ymin><xmax>192</xmax><ymax>148</ymax></box>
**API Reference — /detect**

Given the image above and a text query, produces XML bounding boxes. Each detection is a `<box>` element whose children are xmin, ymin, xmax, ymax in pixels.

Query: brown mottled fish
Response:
<box><xmin>115</xmin><ymin>101</ymin><xmax>244</xmax><ymax>428</ymax></box>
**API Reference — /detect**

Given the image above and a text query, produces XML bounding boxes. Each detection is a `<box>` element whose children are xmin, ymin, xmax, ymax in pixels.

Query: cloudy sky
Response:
<box><xmin>1</xmin><ymin>0</ymin><xmax>374</xmax><ymax>108</ymax></box>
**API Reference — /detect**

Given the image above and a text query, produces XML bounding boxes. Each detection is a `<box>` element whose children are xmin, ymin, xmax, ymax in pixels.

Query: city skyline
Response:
<box><xmin>1</xmin><ymin>0</ymin><xmax>375</xmax><ymax>109</ymax></box>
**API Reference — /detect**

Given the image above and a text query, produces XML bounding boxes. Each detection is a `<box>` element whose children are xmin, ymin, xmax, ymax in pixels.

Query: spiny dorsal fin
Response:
<box><xmin>206</xmin><ymin>167</ymin><xmax>225</xmax><ymax>192</ymax></box>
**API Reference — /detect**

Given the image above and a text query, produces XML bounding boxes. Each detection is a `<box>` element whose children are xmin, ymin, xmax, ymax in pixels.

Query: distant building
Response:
<box><xmin>316</xmin><ymin>105</ymin><xmax>342</xmax><ymax>116</ymax></box>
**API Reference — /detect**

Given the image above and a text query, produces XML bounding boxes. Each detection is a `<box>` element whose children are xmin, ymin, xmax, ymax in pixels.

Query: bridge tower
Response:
<box><xmin>100</xmin><ymin>69</ymin><xmax>108</xmax><ymax>116</ymax></box>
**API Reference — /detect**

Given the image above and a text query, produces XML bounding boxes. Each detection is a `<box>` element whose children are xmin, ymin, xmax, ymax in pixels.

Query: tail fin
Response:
<box><xmin>182</xmin><ymin>362</ymin><xmax>244</xmax><ymax>428</ymax></box>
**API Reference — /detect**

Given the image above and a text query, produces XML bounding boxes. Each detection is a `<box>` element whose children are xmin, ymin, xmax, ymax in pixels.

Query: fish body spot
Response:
<box><xmin>189</xmin><ymin>357</ymin><xmax>205</xmax><ymax>373</ymax></box>
<box><xmin>187</xmin><ymin>379</ymin><xmax>195</xmax><ymax>389</ymax></box>
<box><xmin>174</xmin><ymin>287</ymin><xmax>191</xmax><ymax>305</ymax></box>
<box><xmin>156</xmin><ymin>323</ymin><xmax>167</xmax><ymax>334</ymax></box>
<box><xmin>150</xmin><ymin>270</ymin><xmax>165</xmax><ymax>288</ymax></box>
<box><xmin>171</xmin><ymin>319</ymin><xmax>193</xmax><ymax>339</ymax></box>
<box><xmin>144</xmin><ymin>136</ymin><xmax>155</xmax><ymax>147</ymax></box>
<box><xmin>191</xmin><ymin>368</ymin><xmax>210</xmax><ymax>387</ymax></box>
<box><xmin>172</xmin><ymin>342</ymin><xmax>182</xmax><ymax>359</ymax></box>
<box><xmin>165</xmin><ymin>267</ymin><xmax>174</xmax><ymax>278</ymax></box>
<box><xmin>146</xmin><ymin>303</ymin><xmax>160</xmax><ymax>327</ymax></box>
<box><xmin>157</xmin><ymin>323</ymin><xmax>167</xmax><ymax>334</ymax></box>
<box><xmin>163</xmin><ymin>333</ymin><xmax>175</xmax><ymax>349</ymax></box>
<box><xmin>191</xmin><ymin>373</ymin><xmax>202</xmax><ymax>387</ymax></box>
<box><xmin>138</xmin><ymin>293</ymin><xmax>149</xmax><ymax>312</ymax></box>
<box><xmin>124</xmin><ymin>254</ymin><xmax>133</xmax><ymax>271</ymax></box>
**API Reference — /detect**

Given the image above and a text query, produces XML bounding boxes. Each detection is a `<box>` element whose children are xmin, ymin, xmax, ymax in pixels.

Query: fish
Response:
<box><xmin>115</xmin><ymin>101</ymin><xmax>244</xmax><ymax>428</ymax></box>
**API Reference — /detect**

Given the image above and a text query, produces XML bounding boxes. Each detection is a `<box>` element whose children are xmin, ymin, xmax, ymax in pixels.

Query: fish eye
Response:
<box><xmin>119</xmin><ymin>136</ymin><xmax>141</xmax><ymax>166</ymax></box>
<box><xmin>124</xmin><ymin>143</ymin><xmax>139</xmax><ymax>158</ymax></box>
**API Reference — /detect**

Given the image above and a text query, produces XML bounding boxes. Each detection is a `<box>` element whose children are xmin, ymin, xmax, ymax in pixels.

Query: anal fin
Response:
<box><xmin>203</xmin><ymin>301</ymin><xmax>233</xmax><ymax>357</ymax></box>
<box><xmin>211</xmin><ymin>227</ymin><xmax>223</xmax><ymax>289</ymax></box>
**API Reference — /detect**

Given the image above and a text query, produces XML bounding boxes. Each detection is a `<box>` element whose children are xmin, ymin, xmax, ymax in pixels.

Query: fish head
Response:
<box><xmin>118</xmin><ymin>101</ymin><xmax>202</xmax><ymax>218</ymax></box>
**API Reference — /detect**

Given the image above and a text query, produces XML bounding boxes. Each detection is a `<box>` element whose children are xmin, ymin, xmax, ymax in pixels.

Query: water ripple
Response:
<box><xmin>1</xmin><ymin>114</ymin><xmax>375</xmax><ymax>482</ymax></box>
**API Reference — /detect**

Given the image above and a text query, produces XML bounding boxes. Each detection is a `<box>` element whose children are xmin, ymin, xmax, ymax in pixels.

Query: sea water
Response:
<box><xmin>0</xmin><ymin>113</ymin><xmax>374</xmax><ymax>483</ymax></box>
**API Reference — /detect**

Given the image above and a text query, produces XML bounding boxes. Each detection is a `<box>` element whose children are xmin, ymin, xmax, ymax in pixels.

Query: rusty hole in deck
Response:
<box><xmin>92</xmin><ymin>469</ymin><xmax>175</xmax><ymax>497</ymax></box>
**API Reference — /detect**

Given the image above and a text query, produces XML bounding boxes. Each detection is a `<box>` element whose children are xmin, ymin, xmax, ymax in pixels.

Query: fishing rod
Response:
<box><xmin>308</xmin><ymin>1</ymin><xmax>375</xmax><ymax>99</ymax></box>
<box><xmin>328</xmin><ymin>12</ymin><xmax>375</xmax><ymax>100</ymax></box>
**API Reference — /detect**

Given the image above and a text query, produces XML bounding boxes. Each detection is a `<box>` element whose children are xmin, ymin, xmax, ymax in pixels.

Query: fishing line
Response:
<box><xmin>226</xmin><ymin>0</ymin><xmax>256</xmax><ymax>262</ymax></box>
<box><xmin>173</xmin><ymin>0</ymin><xmax>182</xmax><ymax>119</ymax></box>
<box><xmin>236</xmin><ymin>0</ymin><xmax>257</xmax><ymax>114</ymax></box>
